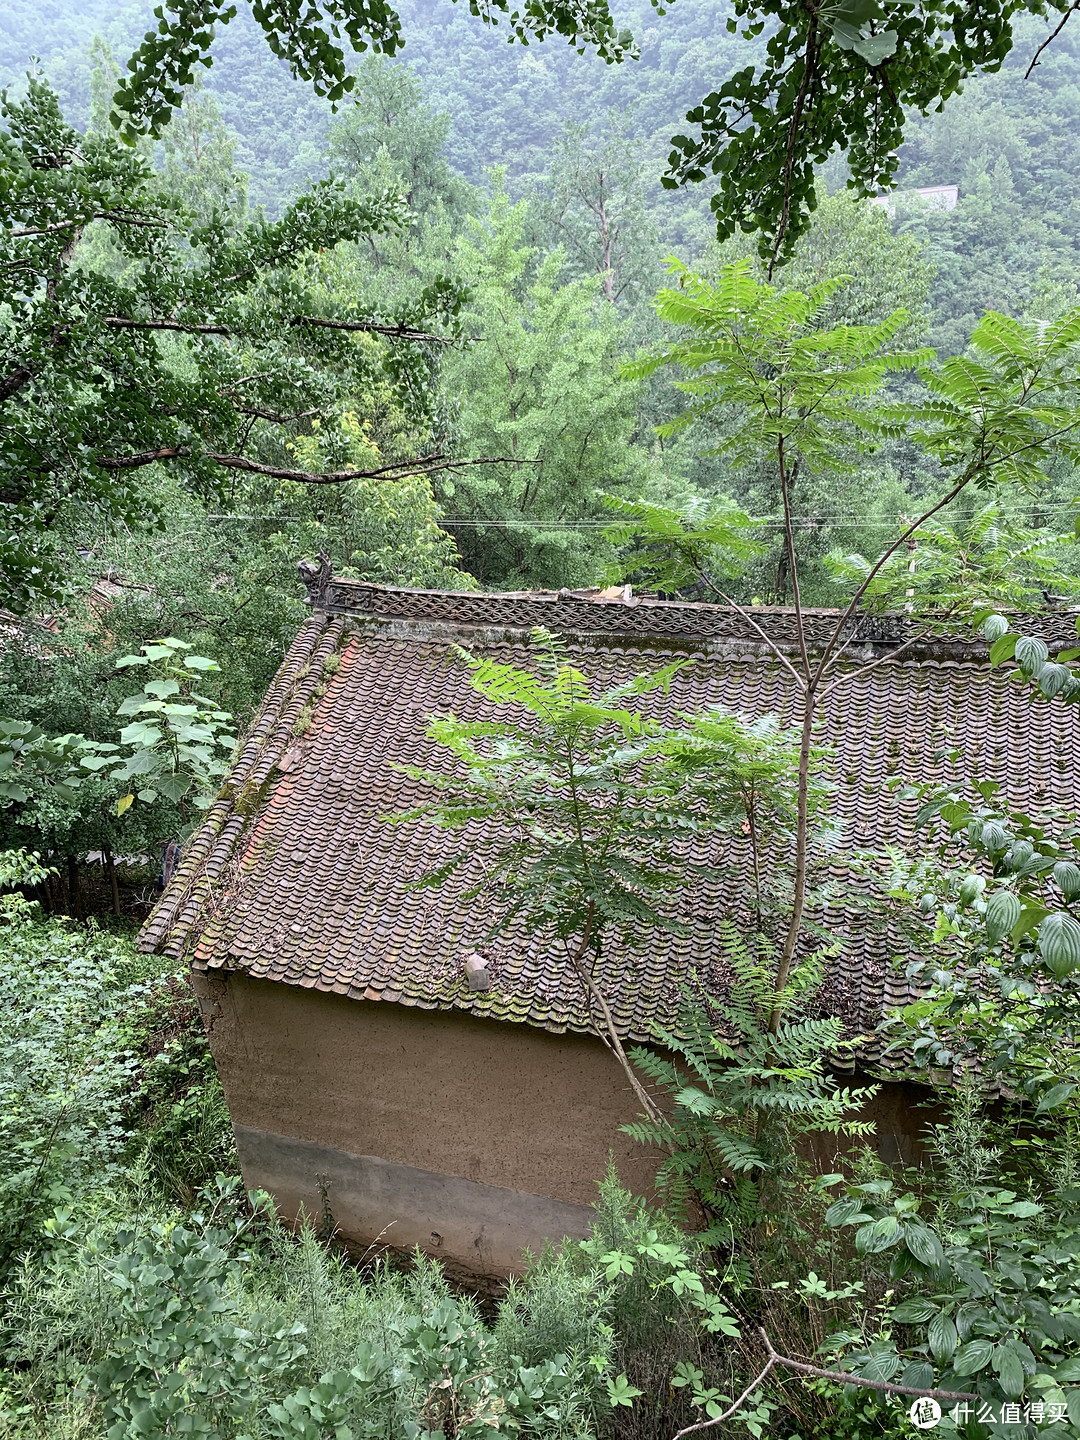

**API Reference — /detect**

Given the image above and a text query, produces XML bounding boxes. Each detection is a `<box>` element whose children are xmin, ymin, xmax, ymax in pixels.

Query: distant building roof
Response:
<box><xmin>872</xmin><ymin>184</ymin><xmax>959</xmax><ymax>217</ymax></box>
<box><xmin>139</xmin><ymin>578</ymin><xmax>1080</xmax><ymax>1066</ymax></box>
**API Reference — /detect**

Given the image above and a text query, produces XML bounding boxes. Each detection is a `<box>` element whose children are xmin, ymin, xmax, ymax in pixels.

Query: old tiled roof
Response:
<box><xmin>140</xmin><ymin>579</ymin><xmax>1080</xmax><ymax>1060</ymax></box>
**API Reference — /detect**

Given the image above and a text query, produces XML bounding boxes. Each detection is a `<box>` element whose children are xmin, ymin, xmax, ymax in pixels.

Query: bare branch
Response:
<box><xmin>104</xmin><ymin>316</ymin><xmax>231</xmax><ymax>336</ymax></box>
<box><xmin>672</xmin><ymin>1357</ymin><xmax>776</xmax><ymax>1440</ymax></box>
<box><xmin>671</xmin><ymin>1329</ymin><xmax>976</xmax><ymax>1440</ymax></box>
<box><xmin>94</xmin><ymin>446</ymin><xmax>189</xmax><ymax>470</ymax></box>
<box><xmin>693</xmin><ymin>564</ymin><xmax>807</xmax><ymax>693</ymax></box>
<box><xmin>289</xmin><ymin>315</ymin><xmax>462</xmax><ymax>344</ymax></box>
<box><xmin>1025</xmin><ymin>1</ymin><xmax>1080</xmax><ymax>76</ymax></box>
<box><xmin>233</xmin><ymin>405</ymin><xmax>320</xmax><ymax>426</ymax></box>
<box><xmin>811</xmin><ymin>471</ymin><xmax>974</xmax><ymax>686</ymax></box>
<box><xmin>92</xmin><ymin>446</ymin><xmax>537</xmax><ymax>484</ymax></box>
<box><xmin>818</xmin><ymin>622</ymin><xmax>942</xmax><ymax>699</ymax></box>
<box><xmin>759</xmin><ymin>1329</ymin><xmax>976</xmax><ymax>1403</ymax></box>
<box><xmin>202</xmin><ymin>452</ymin><xmax>449</xmax><ymax>484</ymax></box>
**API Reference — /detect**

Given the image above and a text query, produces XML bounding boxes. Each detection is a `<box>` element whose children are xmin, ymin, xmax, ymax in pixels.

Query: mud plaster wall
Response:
<box><xmin>193</xmin><ymin>971</ymin><xmax>941</xmax><ymax>1276</ymax></box>
<box><xmin>192</xmin><ymin>971</ymin><xmax>667</xmax><ymax>1275</ymax></box>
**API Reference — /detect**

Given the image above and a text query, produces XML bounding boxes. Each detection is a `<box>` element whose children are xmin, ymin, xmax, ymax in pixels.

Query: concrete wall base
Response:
<box><xmin>234</xmin><ymin>1124</ymin><xmax>596</xmax><ymax>1278</ymax></box>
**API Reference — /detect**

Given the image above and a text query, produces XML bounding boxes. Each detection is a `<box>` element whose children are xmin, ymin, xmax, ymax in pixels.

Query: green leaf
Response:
<box><xmin>904</xmin><ymin>1225</ymin><xmax>944</xmax><ymax>1269</ymax></box>
<box><xmin>154</xmin><ymin>773</ymin><xmax>195</xmax><ymax>802</ymax></box>
<box><xmin>985</xmin><ymin>891</ymin><xmax>1021</xmax><ymax>944</ymax></box>
<box><xmin>992</xmin><ymin>1344</ymin><xmax>1025</xmax><ymax>1399</ymax></box>
<box><xmin>119</xmin><ymin>722</ymin><xmax>164</xmax><ymax>748</ymax></box>
<box><xmin>146</xmin><ymin>679</ymin><xmax>182</xmax><ymax>700</ymax></box>
<box><xmin>851</xmin><ymin>29</ymin><xmax>897</xmax><ymax>63</ymax></box>
<box><xmin>1036</xmin><ymin>1083</ymin><xmax>1075</xmax><ymax>1114</ymax></box>
<box><xmin>183</xmin><ymin>655</ymin><xmax>220</xmax><ymax>671</ymax></box>
<box><xmin>989</xmin><ymin>634</ymin><xmax>1018</xmax><ymax>665</ymax></box>
<box><xmin>1054</xmin><ymin>861</ymin><xmax>1080</xmax><ymax>899</ymax></box>
<box><xmin>824</xmin><ymin>1197</ymin><xmax>867</xmax><ymax>1228</ymax></box>
<box><xmin>982</xmin><ymin>614</ymin><xmax>1010</xmax><ymax>642</ymax></box>
<box><xmin>1039</xmin><ymin>663</ymin><xmax>1071</xmax><ymax>698</ymax></box>
<box><xmin>1038</xmin><ymin>911</ymin><xmax>1080</xmax><ymax>978</ymax></box>
<box><xmin>928</xmin><ymin>1311</ymin><xmax>958</xmax><ymax>1363</ymax></box>
<box><xmin>1015</xmin><ymin>635</ymin><xmax>1049</xmax><ymax>674</ymax></box>
<box><xmin>605</xmin><ymin>1373</ymin><xmax>643</xmax><ymax>1408</ymax></box>
<box><xmin>953</xmin><ymin>1338</ymin><xmax>994</xmax><ymax>1376</ymax></box>
<box><xmin>891</xmin><ymin>1298</ymin><xmax>938</xmax><ymax>1323</ymax></box>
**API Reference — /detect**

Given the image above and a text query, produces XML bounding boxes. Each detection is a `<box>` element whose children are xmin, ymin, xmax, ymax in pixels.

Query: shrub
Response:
<box><xmin>0</xmin><ymin>916</ymin><xmax>145</xmax><ymax>1283</ymax></box>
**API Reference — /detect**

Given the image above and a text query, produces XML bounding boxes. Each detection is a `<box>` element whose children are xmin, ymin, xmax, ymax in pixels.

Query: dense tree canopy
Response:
<box><xmin>0</xmin><ymin>77</ymin><xmax>470</xmax><ymax>609</ymax></box>
<box><xmin>99</xmin><ymin>0</ymin><xmax>1080</xmax><ymax>265</ymax></box>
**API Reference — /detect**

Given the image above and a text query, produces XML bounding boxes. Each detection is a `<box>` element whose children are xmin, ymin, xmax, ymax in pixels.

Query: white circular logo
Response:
<box><xmin>909</xmin><ymin>1399</ymin><xmax>941</xmax><ymax>1429</ymax></box>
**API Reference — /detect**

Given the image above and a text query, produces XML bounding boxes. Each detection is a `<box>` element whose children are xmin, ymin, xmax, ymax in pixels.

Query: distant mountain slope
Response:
<box><xmin>4</xmin><ymin>0</ymin><xmax>1080</xmax><ymax>342</ymax></box>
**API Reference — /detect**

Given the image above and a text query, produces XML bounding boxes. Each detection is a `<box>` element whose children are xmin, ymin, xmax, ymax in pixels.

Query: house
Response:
<box><xmin>139</xmin><ymin>570</ymin><xmax>1080</xmax><ymax>1279</ymax></box>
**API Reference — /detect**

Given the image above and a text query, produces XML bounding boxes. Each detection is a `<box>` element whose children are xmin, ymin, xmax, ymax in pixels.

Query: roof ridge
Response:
<box><xmin>298</xmin><ymin>571</ymin><xmax>1080</xmax><ymax>660</ymax></box>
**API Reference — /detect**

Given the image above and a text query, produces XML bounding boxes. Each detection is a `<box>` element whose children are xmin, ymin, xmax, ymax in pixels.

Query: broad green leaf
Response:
<box><xmin>985</xmin><ymin>891</ymin><xmax>1021</xmax><ymax>944</ymax></box>
<box><xmin>1015</xmin><ymin>635</ymin><xmax>1049</xmax><ymax>674</ymax></box>
<box><xmin>119</xmin><ymin>722</ymin><xmax>163</xmax><ymax>748</ymax></box>
<box><xmin>1038</xmin><ymin>911</ymin><xmax>1080</xmax><ymax>978</ymax></box>
<box><xmin>1054</xmin><ymin>861</ymin><xmax>1080</xmax><ymax>898</ymax></box>
<box><xmin>1036</xmin><ymin>1084</ymin><xmax>1075</xmax><ymax>1114</ymax></box>
<box><xmin>928</xmin><ymin>1311</ymin><xmax>958</xmax><ymax>1363</ymax></box>
<box><xmin>851</xmin><ymin>29</ymin><xmax>897</xmax><ymax>63</ymax></box>
<box><xmin>144</xmin><ymin>679</ymin><xmax>181</xmax><ymax>699</ymax></box>
<box><xmin>1039</xmin><ymin>663</ymin><xmax>1071</xmax><ymax>698</ymax></box>
<box><xmin>154</xmin><ymin>773</ymin><xmax>195</xmax><ymax>802</ymax></box>
<box><xmin>891</xmin><ymin>1298</ymin><xmax>937</xmax><ymax>1323</ymax></box>
<box><xmin>183</xmin><ymin>655</ymin><xmax>220</xmax><ymax>671</ymax></box>
<box><xmin>824</xmin><ymin>1197</ymin><xmax>867</xmax><ymax>1227</ymax></box>
<box><xmin>953</xmin><ymin>1338</ymin><xmax>994</xmax><ymax>1375</ymax></box>
<box><xmin>989</xmin><ymin>634</ymin><xmax>1018</xmax><ymax>665</ymax></box>
<box><xmin>904</xmin><ymin>1225</ymin><xmax>944</xmax><ymax>1269</ymax></box>
<box><xmin>992</xmin><ymin>1344</ymin><xmax>1025</xmax><ymax>1399</ymax></box>
<box><xmin>982</xmin><ymin>614</ymin><xmax>1009</xmax><ymax>642</ymax></box>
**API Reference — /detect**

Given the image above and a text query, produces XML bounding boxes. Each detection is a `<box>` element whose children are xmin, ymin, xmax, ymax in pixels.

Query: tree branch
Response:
<box><xmin>671</xmin><ymin>1329</ymin><xmax>975</xmax><ymax>1440</ymax></box>
<box><xmin>10</xmin><ymin>211</ymin><xmax>168</xmax><ymax>238</ymax></box>
<box><xmin>692</xmin><ymin>563</ymin><xmax>807</xmax><ymax>693</ymax></box>
<box><xmin>1025</xmin><ymin>1</ymin><xmax>1080</xmax><ymax>76</ymax></box>
<box><xmin>811</xmin><ymin>471</ymin><xmax>975</xmax><ymax>687</ymax></box>
<box><xmin>104</xmin><ymin>316</ymin><xmax>231</xmax><ymax>336</ymax></box>
<box><xmin>759</xmin><ymin>1329</ymin><xmax>975</xmax><ymax>1402</ymax></box>
<box><xmin>94</xmin><ymin>446</ymin><xmax>189</xmax><ymax>470</ymax></box>
<box><xmin>818</xmin><ymin>620</ymin><xmax>952</xmax><ymax>699</ymax></box>
<box><xmin>288</xmin><ymin>315</ymin><xmax>461</xmax><ymax>343</ymax></box>
<box><xmin>233</xmin><ymin>405</ymin><xmax>320</xmax><ymax>426</ymax></box>
<box><xmin>92</xmin><ymin>447</ymin><xmax>536</xmax><ymax>484</ymax></box>
<box><xmin>672</xmin><ymin>1357</ymin><xmax>776</xmax><ymax>1440</ymax></box>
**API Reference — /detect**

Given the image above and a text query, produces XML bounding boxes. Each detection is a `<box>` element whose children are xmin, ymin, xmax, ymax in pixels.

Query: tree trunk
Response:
<box><xmin>104</xmin><ymin>847</ymin><xmax>120</xmax><ymax>916</ymax></box>
<box><xmin>775</xmin><ymin>545</ymin><xmax>789</xmax><ymax>604</ymax></box>
<box><xmin>769</xmin><ymin>686</ymin><xmax>815</xmax><ymax>1032</ymax></box>
<box><xmin>67</xmin><ymin>854</ymin><xmax>81</xmax><ymax>921</ymax></box>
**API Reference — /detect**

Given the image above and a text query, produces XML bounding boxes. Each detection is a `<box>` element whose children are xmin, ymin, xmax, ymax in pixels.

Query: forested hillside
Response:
<box><xmin>6</xmin><ymin>0</ymin><xmax>1080</xmax><ymax>334</ymax></box>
